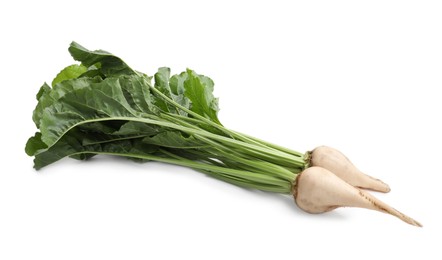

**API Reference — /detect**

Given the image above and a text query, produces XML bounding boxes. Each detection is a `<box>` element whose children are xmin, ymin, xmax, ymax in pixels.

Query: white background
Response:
<box><xmin>1</xmin><ymin>0</ymin><xmax>441</xmax><ymax>259</ymax></box>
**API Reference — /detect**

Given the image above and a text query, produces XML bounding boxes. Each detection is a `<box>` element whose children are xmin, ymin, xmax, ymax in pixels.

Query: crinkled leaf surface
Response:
<box><xmin>27</xmin><ymin>42</ymin><xmax>223</xmax><ymax>170</ymax></box>
<box><xmin>32</xmin><ymin>129</ymin><xmax>161</xmax><ymax>170</ymax></box>
<box><xmin>68</xmin><ymin>41</ymin><xmax>136</xmax><ymax>77</ymax></box>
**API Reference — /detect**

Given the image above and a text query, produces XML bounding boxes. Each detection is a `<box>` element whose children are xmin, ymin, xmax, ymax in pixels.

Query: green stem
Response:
<box><xmin>149</xmin><ymin>84</ymin><xmax>298</xmax><ymax>157</ymax></box>
<box><xmin>197</xmin><ymin>169</ymin><xmax>290</xmax><ymax>193</ymax></box>
<box><xmin>87</xmin><ymin>150</ymin><xmax>292</xmax><ymax>190</ymax></box>
<box><xmin>193</xmin><ymin>136</ymin><xmax>296</xmax><ymax>181</ymax></box>
<box><xmin>160</xmin><ymin>113</ymin><xmax>305</xmax><ymax>168</ymax></box>
<box><xmin>164</xmin><ymin>112</ymin><xmax>302</xmax><ymax>159</ymax></box>
<box><xmin>164</xmin><ymin>112</ymin><xmax>288</xmax><ymax>151</ymax></box>
<box><xmin>161</xmin><ymin>113</ymin><xmax>295</xmax><ymax>176</ymax></box>
<box><xmin>231</xmin><ymin>130</ymin><xmax>304</xmax><ymax>158</ymax></box>
<box><xmin>159</xmin><ymin>149</ymin><xmax>293</xmax><ymax>193</ymax></box>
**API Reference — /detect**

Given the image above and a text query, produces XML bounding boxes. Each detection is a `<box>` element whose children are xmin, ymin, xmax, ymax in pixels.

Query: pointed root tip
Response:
<box><xmin>405</xmin><ymin>216</ymin><xmax>422</xmax><ymax>227</ymax></box>
<box><xmin>375</xmin><ymin>182</ymin><xmax>391</xmax><ymax>193</ymax></box>
<box><xmin>360</xmin><ymin>182</ymin><xmax>391</xmax><ymax>193</ymax></box>
<box><xmin>373</xmin><ymin>177</ymin><xmax>391</xmax><ymax>193</ymax></box>
<box><xmin>360</xmin><ymin>173</ymin><xmax>391</xmax><ymax>193</ymax></box>
<box><xmin>413</xmin><ymin>220</ymin><xmax>423</xmax><ymax>228</ymax></box>
<box><xmin>383</xmin><ymin>206</ymin><xmax>422</xmax><ymax>227</ymax></box>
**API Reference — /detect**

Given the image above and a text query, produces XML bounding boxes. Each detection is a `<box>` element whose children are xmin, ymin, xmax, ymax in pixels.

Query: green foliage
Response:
<box><xmin>26</xmin><ymin>42</ymin><xmax>306</xmax><ymax>194</ymax></box>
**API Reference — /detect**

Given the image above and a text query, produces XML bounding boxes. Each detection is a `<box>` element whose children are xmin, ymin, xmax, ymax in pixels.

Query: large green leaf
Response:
<box><xmin>169</xmin><ymin>72</ymin><xmax>191</xmax><ymax>115</ymax></box>
<box><xmin>35</xmin><ymin>73</ymin><xmax>207</xmax><ymax>152</ymax></box>
<box><xmin>25</xmin><ymin>132</ymin><xmax>47</xmax><ymax>156</ymax></box>
<box><xmin>38</xmin><ymin>76</ymin><xmax>141</xmax><ymax>147</ymax></box>
<box><xmin>184</xmin><ymin>69</ymin><xmax>221</xmax><ymax>124</ymax></box>
<box><xmin>32</xmin><ymin>77</ymin><xmax>103</xmax><ymax>128</ymax></box>
<box><xmin>68</xmin><ymin>41</ymin><xmax>136</xmax><ymax>77</ymax></box>
<box><xmin>118</xmin><ymin>74</ymin><xmax>158</xmax><ymax>114</ymax></box>
<box><xmin>32</xmin><ymin>130</ymin><xmax>160</xmax><ymax>170</ymax></box>
<box><xmin>153</xmin><ymin>67</ymin><xmax>174</xmax><ymax>113</ymax></box>
<box><xmin>153</xmin><ymin>67</ymin><xmax>190</xmax><ymax>115</ymax></box>
<box><xmin>32</xmin><ymin>83</ymin><xmax>52</xmax><ymax>127</ymax></box>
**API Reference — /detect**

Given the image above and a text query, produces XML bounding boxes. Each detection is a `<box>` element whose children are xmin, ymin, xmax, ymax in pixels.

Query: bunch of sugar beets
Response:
<box><xmin>25</xmin><ymin>42</ymin><xmax>421</xmax><ymax>227</ymax></box>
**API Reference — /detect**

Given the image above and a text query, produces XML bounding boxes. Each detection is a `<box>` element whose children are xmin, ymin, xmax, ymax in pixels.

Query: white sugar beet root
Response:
<box><xmin>293</xmin><ymin>167</ymin><xmax>421</xmax><ymax>227</ymax></box>
<box><xmin>309</xmin><ymin>146</ymin><xmax>391</xmax><ymax>193</ymax></box>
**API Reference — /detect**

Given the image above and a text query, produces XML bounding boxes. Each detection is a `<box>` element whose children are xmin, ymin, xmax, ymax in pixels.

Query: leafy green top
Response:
<box><xmin>25</xmin><ymin>42</ymin><xmax>305</xmax><ymax>194</ymax></box>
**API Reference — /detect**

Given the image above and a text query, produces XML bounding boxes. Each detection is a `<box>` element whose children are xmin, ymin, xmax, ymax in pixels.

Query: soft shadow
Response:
<box><xmin>34</xmin><ymin>156</ymin><xmax>348</xmax><ymax>222</ymax></box>
<box><xmin>215</xmin><ymin>182</ymin><xmax>349</xmax><ymax>221</ymax></box>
